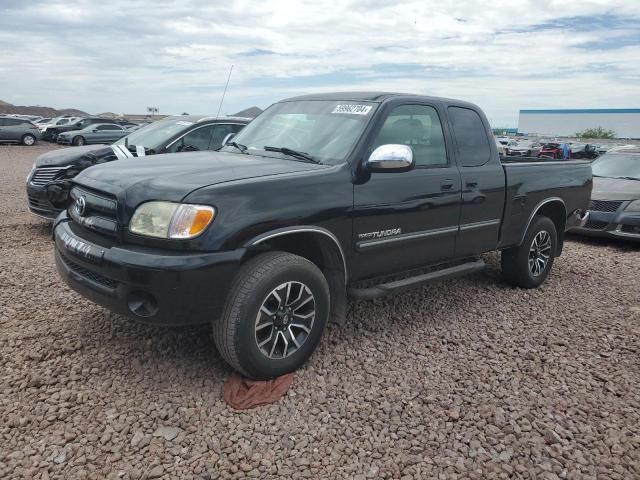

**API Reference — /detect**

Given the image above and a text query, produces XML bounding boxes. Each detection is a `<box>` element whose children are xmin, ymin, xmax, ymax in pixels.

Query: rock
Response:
<box><xmin>153</xmin><ymin>426</ymin><xmax>182</xmax><ymax>441</ymax></box>
<box><xmin>544</xmin><ymin>430</ymin><xmax>562</xmax><ymax>445</ymax></box>
<box><xmin>148</xmin><ymin>465</ymin><xmax>164</xmax><ymax>478</ymax></box>
<box><xmin>53</xmin><ymin>451</ymin><xmax>66</xmax><ymax>464</ymax></box>
<box><xmin>131</xmin><ymin>431</ymin><xmax>145</xmax><ymax>448</ymax></box>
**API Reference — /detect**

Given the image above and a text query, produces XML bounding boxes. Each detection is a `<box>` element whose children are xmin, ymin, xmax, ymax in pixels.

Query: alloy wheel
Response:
<box><xmin>528</xmin><ymin>230</ymin><xmax>552</xmax><ymax>276</ymax></box>
<box><xmin>254</xmin><ymin>281</ymin><xmax>316</xmax><ymax>359</ymax></box>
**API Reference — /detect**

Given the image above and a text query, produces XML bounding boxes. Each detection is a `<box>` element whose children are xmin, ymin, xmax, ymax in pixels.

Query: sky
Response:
<box><xmin>1</xmin><ymin>0</ymin><xmax>639</xmax><ymax>125</ymax></box>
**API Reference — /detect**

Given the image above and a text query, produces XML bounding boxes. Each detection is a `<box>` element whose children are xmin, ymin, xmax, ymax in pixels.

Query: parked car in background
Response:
<box><xmin>56</xmin><ymin>123</ymin><xmax>128</xmax><ymax>146</ymax></box>
<box><xmin>538</xmin><ymin>143</ymin><xmax>566</xmax><ymax>159</ymax></box>
<box><xmin>0</xmin><ymin>117</ymin><xmax>42</xmax><ymax>145</ymax></box>
<box><xmin>40</xmin><ymin>116</ymin><xmax>81</xmax><ymax>139</ymax></box>
<box><xmin>26</xmin><ymin>115</ymin><xmax>250</xmax><ymax>218</ymax></box>
<box><xmin>42</xmin><ymin>117</ymin><xmax>116</xmax><ymax>141</ymax></box>
<box><xmin>507</xmin><ymin>141</ymin><xmax>542</xmax><ymax>157</ymax></box>
<box><xmin>34</xmin><ymin>118</ymin><xmax>52</xmax><ymax>125</ymax></box>
<box><xmin>571</xmin><ymin>147</ymin><xmax>640</xmax><ymax>242</ymax></box>
<box><xmin>570</xmin><ymin>143</ymin><xmax>599</xmax><ymax>160</ymax></box>
<box><xmin>51</xmin><ymin>92</ymin><xmax>591</xmax><ymax>379</ymax></box>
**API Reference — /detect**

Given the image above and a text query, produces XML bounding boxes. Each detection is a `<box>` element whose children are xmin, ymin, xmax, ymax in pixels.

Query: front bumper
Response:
<box><xmin>54</xmin><ymin>215</ymin><xmax>246</xmax><ymax>326</ymax></box>
<box><xmin>26</xmin><ymin>181</ymin><xmax>60</xmax><ymax>219</ymax></box>
<box><xmin>57</xmin><ymin>136</ymin><xmax>73</xmax><ymax>145</ymax></box>
<box><xmin>571</xmin><ymin>206</ymin><xmax>640</xmax><ymax>242</ymax></box>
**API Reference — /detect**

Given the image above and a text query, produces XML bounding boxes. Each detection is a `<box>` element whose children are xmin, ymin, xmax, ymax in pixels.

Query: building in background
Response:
<box><xmin>518</xmin><ymin>109</ymin><xmax>640</xmax><ymax>138</ymax></box>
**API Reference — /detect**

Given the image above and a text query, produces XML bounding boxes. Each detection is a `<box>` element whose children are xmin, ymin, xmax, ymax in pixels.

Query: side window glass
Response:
<box><xmin>209</xmin><ymin>125</ymin><xmax>234</xmax><ymax>150</ymax></box>
<box><xmin>168</xmin><ymin>126</ymin><xmax>214</xmax><ymax>153</ymax></box>
<box><xmin>448</xmin><ymin>107</ymin><xmax>491</xmax><ymax>167</ymax></box>
<box><xmin>371</xmin><ymin>105</ymin><xmax>447</xmax><ymax>168</ymax></box>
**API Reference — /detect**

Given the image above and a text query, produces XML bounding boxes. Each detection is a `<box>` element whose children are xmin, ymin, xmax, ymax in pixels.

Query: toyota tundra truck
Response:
<box><xmin>53</xmin><ymin>92</ymin><xmax>592</xmax><ymax>379</ymax></box>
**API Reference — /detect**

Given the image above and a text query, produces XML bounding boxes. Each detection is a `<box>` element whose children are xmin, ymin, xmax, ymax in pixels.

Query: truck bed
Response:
<box><xmin>498</xmin><ymin>159</ymin><xmax>592</xmax><ymax>249</ymax></box>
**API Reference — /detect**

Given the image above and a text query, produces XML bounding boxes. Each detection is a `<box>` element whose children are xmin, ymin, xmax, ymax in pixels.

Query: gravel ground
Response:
<box><xmin>1</xmin><ymin>144</ymin><xmax>640</xmax><ymax>480</ymax></box>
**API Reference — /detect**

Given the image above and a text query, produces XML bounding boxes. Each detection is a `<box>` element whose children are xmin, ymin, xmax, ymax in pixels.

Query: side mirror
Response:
<box><xmin>367</xmin><ymin>144</ymin><xmax>414</xmax><ymax>172</ymax></box>
<box><xmin>222</xmin><ymin>133</ymin><xmax>236</xmax><ymax>145</ymax></box>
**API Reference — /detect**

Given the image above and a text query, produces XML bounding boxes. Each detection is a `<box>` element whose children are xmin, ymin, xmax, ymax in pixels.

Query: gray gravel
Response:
<box><xmin>2</xmin><ymin>144</ymin><xmax>640</xmax><ymax>479</ymax></box>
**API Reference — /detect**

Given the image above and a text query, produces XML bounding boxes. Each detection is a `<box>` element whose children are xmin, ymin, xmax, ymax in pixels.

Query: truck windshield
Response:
<box><xmin>592</xmin><ymin>153</ymin><xmax>640</xmax><ymax>180</ymax></box>
<box><xmin>224</xmin><ymin>100</ymin><xmax>377</xmax><ymax>164</ymax></box>
<box><xmin>113</xmin><ymin>118</ymin><xmax>191</xmax><ymax>151</ymax></box>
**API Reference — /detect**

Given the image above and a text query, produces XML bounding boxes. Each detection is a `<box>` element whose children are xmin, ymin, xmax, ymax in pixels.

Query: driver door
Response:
<box><xmin>352</xmin><ymin>103</ymin><xmax>462</xmax><ymax>280</ymax></box>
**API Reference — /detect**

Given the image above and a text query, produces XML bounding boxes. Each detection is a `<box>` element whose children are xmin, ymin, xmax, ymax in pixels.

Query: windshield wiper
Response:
<box><xmin>264</xmin><ymin>146</ymin><xmax>320</xmax><ymax>164</ymax></box>
<box><xmin>226</xmin><ymin>141</ymin><xmax>248</xmax><ymax>153</ymax></box>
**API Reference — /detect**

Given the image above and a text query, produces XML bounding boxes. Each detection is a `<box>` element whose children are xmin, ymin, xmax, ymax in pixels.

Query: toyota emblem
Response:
<box><xmin>75</xmin><ymin>195</ymin><xmax>87</xmax><ymax>216</ymax></box>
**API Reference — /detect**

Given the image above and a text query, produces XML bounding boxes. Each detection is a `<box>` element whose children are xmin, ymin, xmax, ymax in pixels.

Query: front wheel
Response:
<box><xmin>73</xmin><ymin>136</ymin><xmax>85</xmax><ymax>146</ymax></box>
<box><xmin>501</xmin><ymin>215</ymin><xmax>557</xmax><ymax>288</ymax></box>
<box><xmin>213</xmin><ymin>252</ymin><xmax>330</xmax><ymax>380</ymax></box>
<box><xmin>22</xmin><ymin>134</ymin><xmax>36</xmax><ymax>146</ymax></box>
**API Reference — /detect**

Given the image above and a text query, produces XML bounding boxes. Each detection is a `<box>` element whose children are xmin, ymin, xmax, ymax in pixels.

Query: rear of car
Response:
<box><xmin>0</xmin><ymin>117</ymin><xmax>42</xmax><ymax>145</ymax></box>
<box><xmin>571</xmin><ymin>148</ymin><xmax>640</xmax><ymax>241</ymax></box>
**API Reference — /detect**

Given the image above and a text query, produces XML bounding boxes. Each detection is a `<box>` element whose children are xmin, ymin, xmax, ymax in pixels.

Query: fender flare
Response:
<box><xmin>518</xmin><ymin>197</ymin><xmax>566</xmax><ymax>245</ymax></box>
<box><xmin>244</xmin><ymin>226</ymin><xmax>348</xmax><ymax>283</ymax></box>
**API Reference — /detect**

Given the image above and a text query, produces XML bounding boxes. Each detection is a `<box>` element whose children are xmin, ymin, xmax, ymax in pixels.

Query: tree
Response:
<box><xmin>575</xmin><ymin>126</ymin><xmax>616</xmax><ymax>139</ymax></box>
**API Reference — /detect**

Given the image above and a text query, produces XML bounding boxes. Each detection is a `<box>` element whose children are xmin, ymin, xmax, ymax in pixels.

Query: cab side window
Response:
<box><xmin>167</xmin><ymin>125</ymin><xmax>215</xmax><ymax>152</ymax></box>
<box><xmin>371</xmin><ymin>105</ymin><xmax>447</xmax><ymax>168</ymax></box>
<box><xmin>448</xmin><ymin>107</ymin><xmax>491</xmax><ymax>167</ymax></box>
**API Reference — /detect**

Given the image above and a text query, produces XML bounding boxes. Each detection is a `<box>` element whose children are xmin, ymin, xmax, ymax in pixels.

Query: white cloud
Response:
<box><xmin>0</xmin><ymin>0</ymin><xmax>638</xmax><ymax>124</ymax></box>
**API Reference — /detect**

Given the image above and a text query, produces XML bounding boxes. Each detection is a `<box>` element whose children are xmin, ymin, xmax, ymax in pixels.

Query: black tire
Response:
<box><xmin>501</xmin><ymin>215</ymin><xmax>557</xmax><ymax>288</ymax></box>
<box><xmin>73</xmin><ymin>136</ymin><xmax>85</xmax><ymax>146</ymax></box>
<box><xmin>22</xmin><ymin>134</ymin><xmax>36</xmax><ymax>146</ymax></box>
<box><xmin>213</xmin><ymin>252</ymin><xmax>330</xmax><ymax>380</ymax></box>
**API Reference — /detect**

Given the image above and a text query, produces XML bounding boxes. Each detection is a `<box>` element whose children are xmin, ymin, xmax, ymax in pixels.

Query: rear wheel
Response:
<box><xmin>73</xmin><ymin>136</ymin><xmax>85</xmax><ymax>146</ymax></box>
<box><xmin>22</xmin><ymin>134</ymin><xmax>36</xmax><ymax>146</ymax></box>
<box><xmin>501</xmin><ymin>215</ymin><xmax>557</xmax><ymax>288</ymax></box>
<box><xmin>213</xmin><ymin>252</ymin><xmax>330</xmax><ymax>380</ymax></box>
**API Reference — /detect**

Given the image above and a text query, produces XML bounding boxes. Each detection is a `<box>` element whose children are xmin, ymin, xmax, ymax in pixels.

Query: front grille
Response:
<box><xmin>589</xmin><ymin>200</ymin><xmax>623</xmax><ymax>213</ymax></box>
<box><xmin>583</xmin><ymin>219</ymin><xmax>608</xmax><ymax>230</ymax></box>
<box><xmin>68</xmin><ymin>186</ymin><xmax>119</xmax><ymax>237</ymax></box>
<box><xmin>28</xmin><ymin>195</ymin><xmax>49</xmax><ymax>209</ymax></box>
<box><xmin>60</xmin><ymin>252</ymin><xmax>118</xmax><ymax>290</ymax></box>
<box><xmin>31</xmin><ymin>167</ymin><xmax>66</xmax><ymax>186</ymax></box>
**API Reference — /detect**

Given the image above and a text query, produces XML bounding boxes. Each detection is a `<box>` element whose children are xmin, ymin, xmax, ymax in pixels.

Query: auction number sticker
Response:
<box><xmin>332</xmin><ymin>104</ymin><xmax>372</xmax><ymax>115</ymax></box>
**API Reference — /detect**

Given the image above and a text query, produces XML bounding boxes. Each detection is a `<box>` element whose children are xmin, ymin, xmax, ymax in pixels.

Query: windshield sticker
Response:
<box><xmin>175</xmin><ymin>121</ymin><xmax>193</xmax><ymax>126</ymax></box>
<box><xmin>332</xmin><ymin>104</ymin><xmax>372</xmax><ymax>115</ymax></box>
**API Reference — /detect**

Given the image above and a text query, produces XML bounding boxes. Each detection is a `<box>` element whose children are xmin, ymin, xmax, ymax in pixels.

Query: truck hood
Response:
<box><xmin>592</xmin><ymin>176</ymin><xmax>640</xmax><ymax>201</ymax></box>
<box><xmin>35</xmin><ymin>145</ymin><xmax>106</xmax><ymax>167</ymax></box>
<box><xmin>74</xmin><ymin>150</ymin><xmax>329</xmax><ymax>203</ymax></box>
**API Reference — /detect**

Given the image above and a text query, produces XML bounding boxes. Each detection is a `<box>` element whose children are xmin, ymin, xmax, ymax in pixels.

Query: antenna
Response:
<box><xmin>215</xmin><ymin>65</ymin><xmax>234</xmax><ymax>120</ymax></box>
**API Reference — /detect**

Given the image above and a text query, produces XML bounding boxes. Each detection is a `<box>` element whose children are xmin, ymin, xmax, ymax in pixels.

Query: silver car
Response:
<box><xmin>571</xmin><ymin>147</ymin><xmax>640</xmax><ymax>242</ymax></box>
<box><xmin>56</xmin><ymin>123</ymin><xmax>128</xmax><ymax>146</ymax></box>
<box><xmin>0</xmin><ymin>117</ymin><xmax>42</xmax><ymax>145</ymax></box>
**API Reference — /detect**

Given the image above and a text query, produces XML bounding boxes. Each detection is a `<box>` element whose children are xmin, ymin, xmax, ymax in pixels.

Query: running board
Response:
<box><xmin>348</xmin><ymin>259</ymin><xmax>486</xmax><ymax>300</ymax></box>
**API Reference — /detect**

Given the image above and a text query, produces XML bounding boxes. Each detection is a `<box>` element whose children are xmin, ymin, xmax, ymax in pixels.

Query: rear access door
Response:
<box><xmin>352</xmin><ymin>101</ymin><xmax>462</xmax><ymax>280</ymax></box>
<box><xmin>446</xmin><ymin>106</ymin><xmax>505</xmax><ymax>257</ymax></box>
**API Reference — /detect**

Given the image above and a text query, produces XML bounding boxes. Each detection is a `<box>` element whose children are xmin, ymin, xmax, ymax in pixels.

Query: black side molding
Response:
<box><xmin>348</xmin><ymin>259</ymin><xmax>486</xmax><ymax>300</ymax></box>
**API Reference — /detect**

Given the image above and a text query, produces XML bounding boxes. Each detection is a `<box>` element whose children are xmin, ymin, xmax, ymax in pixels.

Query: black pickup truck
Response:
<box><xmin>53</xmin><ymin>92</ymin><xmax>592</xmax><ymax>379</ymax></box>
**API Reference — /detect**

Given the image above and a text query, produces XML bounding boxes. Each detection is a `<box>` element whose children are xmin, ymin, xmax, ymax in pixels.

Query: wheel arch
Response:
<box><xmin>244</xmin><ymin>227</ymin><xmax>348</xmax><ymax>324</ymax></box>
<box><xmin>520</xmin><ymin>198</ymin><xmax>566</xmax><ymax>255</ymax></box>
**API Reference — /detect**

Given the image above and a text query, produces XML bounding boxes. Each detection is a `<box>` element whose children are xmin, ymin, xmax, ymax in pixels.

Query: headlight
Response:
<box><xmin>625</xmin><ymin>200</ymin><xmax>640</xmax><ymax>212</ymax></box>
<box><xmin>129</xmin><ymin>201</ymin><xmax>215</xmax><ymax>239</ymax></box>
